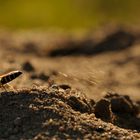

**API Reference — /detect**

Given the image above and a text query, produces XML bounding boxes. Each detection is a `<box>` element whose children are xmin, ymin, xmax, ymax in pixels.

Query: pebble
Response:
<box><xmin>94</xmin><ymin>98</ymin><xmax>114</xmax><ymax>122</ymax></box>
<box><xmin>22</xmin><ymin>61</ymin><xmax>35</xmax><ymax>72</ymax></box>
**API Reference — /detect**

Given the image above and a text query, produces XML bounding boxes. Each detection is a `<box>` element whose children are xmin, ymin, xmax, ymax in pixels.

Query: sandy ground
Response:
<box><xmin>0</xmin><ymin>26</ymin><xmax>140</xmax><ymax>139</ymax></box>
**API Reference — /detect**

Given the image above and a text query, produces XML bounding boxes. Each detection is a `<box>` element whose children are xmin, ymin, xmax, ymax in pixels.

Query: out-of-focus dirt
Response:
<box><xmin>0</xmin><ymin>26</ymin><xmax>140</xmax><ymax>139</ymax></box>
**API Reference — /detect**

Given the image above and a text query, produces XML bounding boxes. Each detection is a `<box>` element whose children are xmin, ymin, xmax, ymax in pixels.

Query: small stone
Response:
<box><xmin>38</xmin><ymin>72</ymin><xmax>49</xmax><ymax>81</ymax></box>
<box><xmin>104</xmin><ymin>92</ymin><xmax>139</xmax><ymax>115</ymax></box>
<box><xmin>67</xmin><ymin>96</ymin><xmax>90</xmax><ymax>113</ymax></box>
<box><xmin>30</xmin><ymin>72</ymin><xmax>49</xmax><ymax>81</ymax></box>
<box><xmin>59</xmin><ymin>84</ymin><xmax>71</xmax><ymax>90</ymax></box>
<box><xmin>22</xmin><ymin>61</ymin><xmax>35</xmax><ymax>72</ymax></box>
<box><xmin>94</xmin><ymin>98</ymin><xmax>113</xmax><ymax>122</ymax></box>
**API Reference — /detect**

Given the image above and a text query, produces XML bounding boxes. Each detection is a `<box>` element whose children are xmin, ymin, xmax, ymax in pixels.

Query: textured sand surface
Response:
<box><xmin>0</xmin><ymin>27</ymin><xmax>140</xmax><ymax>139</ymax></box>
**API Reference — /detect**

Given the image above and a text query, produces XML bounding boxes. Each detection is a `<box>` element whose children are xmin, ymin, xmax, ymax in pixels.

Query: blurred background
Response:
<box><xmin>0</xmin><ymin>0</ymin><xmax>139</xmax><ymax>30</ymax></box>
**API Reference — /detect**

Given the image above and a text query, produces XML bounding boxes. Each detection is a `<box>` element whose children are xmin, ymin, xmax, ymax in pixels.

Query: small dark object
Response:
<box><xmin>95</xmin><ymin>127</ymin><xmax>105</xmax><ymax>133</ymax></box>
<box><xmin>67</xmin><ymin>96</ymin><xmax>90</xmax><ymax>113</ymax></box>
<box><xmin>104</xmin><ymin>92</ymin><xmax>139</xmax><ymax>115</ymax></box>
<box><xmin>30</xmin><ymin>74</ymin><xmax>38</xmax><ymax>79</ymax></box>
<box><xmin>94</xmin><ymin>98</ymin><xmax>113</xmax><ymax>122</ymax></box>
<box><xmin>38</xmin><ymin>73</ymin><xmax>49</xmax><ymax>81</ymax></box>
<box><xmin>111</xmin><ymin>97</ymin><xmax>132</xmax><ymax>114</ymax></box>
<box><xmin>59</xmin><ymin>84</ymin><xmax>71</xmax><ymax>90</ymax></box>
<box><xmin>30</xmin><ymin>72</ymin><xmax>49</xmax><ymax>81</ymax></box>
<box><xmin>50</xmin><ymin>70</ymin><xmax>58</xmax><ymax>76</ymax></box>
<box><xmin>22</xmin><ymin>61</ymin><xmax>35</xmax><ymax>72</ymax></box>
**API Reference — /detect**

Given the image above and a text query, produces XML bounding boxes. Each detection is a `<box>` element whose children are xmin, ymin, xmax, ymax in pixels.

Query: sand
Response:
<box><xmin>0</xmin><ymin>26</ymin><xmax>140</xmax><ymax>139</ymax></box>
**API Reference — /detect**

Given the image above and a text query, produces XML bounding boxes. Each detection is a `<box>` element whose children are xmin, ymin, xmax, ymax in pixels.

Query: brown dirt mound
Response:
<box><xmin>0</xmin><ymin>86</ymin><xmax>140</xmax><ymax>140</ymax></box>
